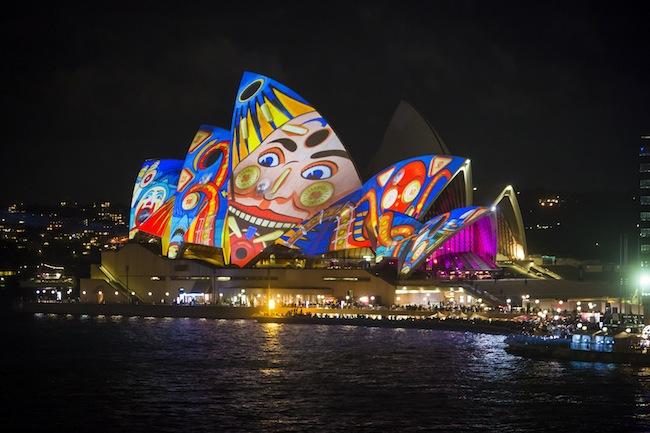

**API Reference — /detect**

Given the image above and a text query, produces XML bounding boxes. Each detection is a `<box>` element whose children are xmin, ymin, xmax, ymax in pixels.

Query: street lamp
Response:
<box><xmin>640</xmin><ymin>273</ymin><xmax>650</xmax><ymax>291</ymax></box>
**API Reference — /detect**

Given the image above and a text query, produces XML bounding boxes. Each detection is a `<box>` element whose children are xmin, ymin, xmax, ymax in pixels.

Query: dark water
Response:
<box><xmin>2</xmin><ymin>314</ymin><xmax>649</xmax><ymax>432</ymax></box>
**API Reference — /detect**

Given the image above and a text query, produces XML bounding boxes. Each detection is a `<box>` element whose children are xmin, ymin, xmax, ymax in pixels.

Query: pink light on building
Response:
<box><xmin>426</xmin><ymin>213</ymin><xmax>497</xmax><ymax>271</ymax></box>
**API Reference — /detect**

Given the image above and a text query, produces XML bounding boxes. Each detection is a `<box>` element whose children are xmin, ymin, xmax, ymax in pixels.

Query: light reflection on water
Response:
<box><xmin>0</xmin><ymin>314</ymin><xmax>649</xmax><ymax>432</ymax></box>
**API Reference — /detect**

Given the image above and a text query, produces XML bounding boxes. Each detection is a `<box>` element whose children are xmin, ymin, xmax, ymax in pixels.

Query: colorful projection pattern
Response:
<box><xmin>231</xmin><ymin>72</ymin><xmax>314</xmax><ymax>167</ymax></box>
<box><xmin>129</xmin><ymin>159</ymin><xmax>182</xmax><ymax>238</ymax></box>
<box><xmin>167</xmin><ymin>126</ymin><xmax>231</xmax><ymax>259</ymax></box>
<box><xmin>277</xmin><ymin>200</ymin><xmax>492</xmax><ymax>275</ymax></box>
<box><xmin>129</xmin><ymin>71</ymin><xmax>506</xmax><ymax>274</ymax></box>
<box><xmin>398</xmin><ymin>207</ymin><xmax>492</xmax><ymax>275</ymax></box>
<box><xmin>277</xmin><ymin>154</ymin><xmax>466</xmax><ymax>255</ymax></box>
<box><xmin>426</xmin><ymin>214</ymin><xmax>497</xmax><ymax>271</ymax></box>
<box><xmin>227</xmin><ymin>72</ymin><xmax>362</xmax><ymax>267</ymax></box>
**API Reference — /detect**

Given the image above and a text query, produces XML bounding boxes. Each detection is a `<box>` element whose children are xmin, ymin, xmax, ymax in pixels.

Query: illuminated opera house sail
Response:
<box><xmin>128</xmin><ymin>72</ymin><xmax>527</xmax><ymax>276</ymax></box>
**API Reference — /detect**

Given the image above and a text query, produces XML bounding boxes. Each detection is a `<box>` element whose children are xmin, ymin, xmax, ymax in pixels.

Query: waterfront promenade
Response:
<box><xmin>12</xmin><ymin>301</ymin><xmax>525</xmax><ymax>334</ymax></box>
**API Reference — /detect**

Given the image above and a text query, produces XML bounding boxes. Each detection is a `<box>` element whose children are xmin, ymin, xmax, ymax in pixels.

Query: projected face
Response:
<box><xmin>134</xmin><ymin>186</ymin><xmax>166</xmax><ymax>226</ymax></box>
<box><xmin>131</xmin><ymin>161</ymin><xmax>159</xmax><ymax>207</ymax></box>
<box><xmin>229</xmin><ymin>111</ymin><xmax>359</xmax><ymax>266</ymax></box>
<box><xmin>232</xmin><ymin>112</ymin><xmax>357</xmax><ymax>227</ymax></box>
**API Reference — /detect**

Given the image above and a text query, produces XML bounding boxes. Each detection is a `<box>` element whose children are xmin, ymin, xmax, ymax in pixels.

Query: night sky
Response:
<box><xmin>2</xmin><ymin>2</ymin><xmax>649</xmax><ymax>205</ymax></box>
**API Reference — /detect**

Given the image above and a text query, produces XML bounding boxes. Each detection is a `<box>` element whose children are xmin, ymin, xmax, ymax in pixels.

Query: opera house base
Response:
<box><xmin>77</xmin><ymin>244</ymin><xmax>644</xmax><ymax>320</ymax></box>
<box><xmin>80</xmin><ymin>244</ymin><xmax>398</xmax><ymax>307</ymax></box>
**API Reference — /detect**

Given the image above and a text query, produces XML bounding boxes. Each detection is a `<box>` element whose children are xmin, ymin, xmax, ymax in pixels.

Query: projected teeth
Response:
<box><xmin>228</xmin><ymin>206</ymin><xmax>296</xmax><ymax>229</ymax></box>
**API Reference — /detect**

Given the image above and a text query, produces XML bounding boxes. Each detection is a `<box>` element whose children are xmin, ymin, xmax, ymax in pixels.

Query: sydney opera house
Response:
<box><xmin>80</xmin><ymin>72</ymin><xmax>529</xmax><ymax>307</ymax></box>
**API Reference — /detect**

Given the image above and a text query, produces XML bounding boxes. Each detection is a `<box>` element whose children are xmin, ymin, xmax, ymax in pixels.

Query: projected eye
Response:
<box><xmin>381</xmin><ymin>187</ymin><xmax>398</xmax><ymax>209</ymax></box>
<box><xmin>258</xmin><ymin>149</ymin><xmax>283</xmax><ymax>167</ymax></box>
<box><xmin>301</xmin><ymin>162</ymin><xmax>336</xmax><ymax>180</ymax></box>
<box><xmin>402</xmin><ymin>180</ymin><xmax>422</xmax><ymax>203</ymax></box>
<box><xmin>141</xmin><ymin>170</ymin><xmax>156</xmax><ymax>187</ymax></box>
<box><xmin>182</xmin><ymin>192</ymin><xmax>199</xmax><ymax>210</ymax></box>
<box><xmin>195</xmin><ymin>140</ymin><xmax>224</xmax><ymax>170</ymax></box>
<box><xmin>238</xmin><ymin>78</ymin><xmax>264</xmax><ymax>102</ymax></box>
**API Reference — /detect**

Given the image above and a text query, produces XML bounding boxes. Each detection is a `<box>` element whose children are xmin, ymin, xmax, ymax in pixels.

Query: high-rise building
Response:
<box><xmin>640</xmin><ymin>135</ymin><xmax>650</xmax><ymax>269</ymax></box>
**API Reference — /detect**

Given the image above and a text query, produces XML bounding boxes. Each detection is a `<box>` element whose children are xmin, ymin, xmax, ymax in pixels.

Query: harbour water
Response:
<box><xmin>2</xmin><ymin>314</ymin><xmax>649</xmax><ymax>432</ymax></box>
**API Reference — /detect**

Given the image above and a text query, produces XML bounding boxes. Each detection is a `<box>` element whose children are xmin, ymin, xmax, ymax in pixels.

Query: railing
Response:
<box><xmin>98</xmin><ymin>265</ymin><xmax>144</xmax><ymax>303</ymax></box>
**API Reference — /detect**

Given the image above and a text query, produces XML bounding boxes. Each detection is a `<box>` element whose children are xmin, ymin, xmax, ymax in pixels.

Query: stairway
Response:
<box><xmin>98</xmin><ymin>265</ymin><xmax>144</xmax><ymax>303</ymax></box>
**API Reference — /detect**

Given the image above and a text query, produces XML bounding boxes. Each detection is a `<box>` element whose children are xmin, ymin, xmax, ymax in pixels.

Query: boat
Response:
<box><xmin>505</xmin><ymin>330</ymin><xmax>650</xmax><ymax>366</ymax></box>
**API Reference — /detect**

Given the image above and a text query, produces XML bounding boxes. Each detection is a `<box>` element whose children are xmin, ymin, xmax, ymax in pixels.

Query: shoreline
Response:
<box><xmin>255</xmin><ymin>315</ymin><xmax>518</xmax><ymax>335</ymax></box>
<box><xmin>12</xmin><ymin>302</ymin><xmax>260</xmax><ymax>319</ymax></box>
<box><xmin>10</xmin><ymin>302</ymin><xmax>521</xmax><ymax>335</ymax></box>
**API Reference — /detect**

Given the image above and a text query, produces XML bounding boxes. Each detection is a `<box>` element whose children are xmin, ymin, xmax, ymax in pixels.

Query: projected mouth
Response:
<box><xmin>228</xmin><ymin>205</ymin><xmax>296</xmax><ymax>229</ymax></box>
<box><xmin>136</xmin><ymin>207</ymin><xmax>152</xmax><ymax>225</ymax></box>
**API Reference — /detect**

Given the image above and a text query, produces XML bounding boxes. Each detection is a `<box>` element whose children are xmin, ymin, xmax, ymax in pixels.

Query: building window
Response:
<box><xmin>642</xmin><ymin>212</ymin><xmax>650</xmax><ymax>221</ymax></box>
<box><xmin>642</xmin><ymin>229</ymin><xmax>650</xmax><ymax>238</ymax></box>
<box><xmin>642</xmin><ymin>245</ymin><xmax>650</xmax><ymax>252</ymax></box>
<box><xmin>642</xmin><ymin>179</ymin><xmax>650</xmax><ymax>189</ymax></box>
<box><xmin>642</xmin><ymin>196</ymin><xmax>650</xmax><ymax>205</ymax></box>
<box><xmin>322</xmin><ymin>276</ymin><xmax>370</xmax><ymax>281</ymax></box>
<box><xmin>641</xmin><ymin>163</ymin><xmax>650</xmax><ymax>173</ymax></box>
